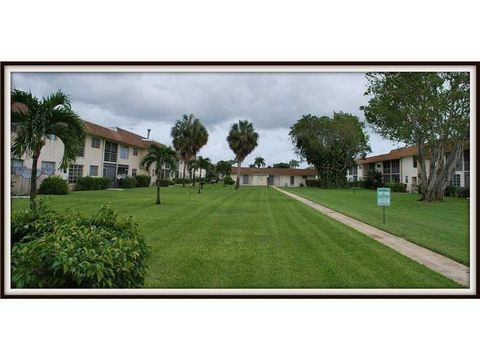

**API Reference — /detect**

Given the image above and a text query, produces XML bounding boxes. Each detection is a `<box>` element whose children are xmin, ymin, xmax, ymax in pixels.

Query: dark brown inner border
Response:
<box><xmin>1</xmin><ymin>61</ymin><xmax>478</xmax><ymax>299</ymax></box>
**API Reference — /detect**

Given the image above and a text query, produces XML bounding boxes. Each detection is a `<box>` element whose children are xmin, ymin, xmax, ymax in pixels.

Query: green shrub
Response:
<box><xmin>11</xmin><ymin>204</ymin><xmax>150</xmax><ymax>288</ymax></box>
<box><xmin>157</xmin><ymin>179</ymin><xmax>173</xmax><ymax>187</ymax></box>
<box><xmin>385</xmin><ymin>182</ymin><xmax>407</xmax><ymax>192</ymax></box>
<box><xmin>38</xmin><ymin>176</ymin><xmax>68</xmax><ymax>195</ymax></box>
<box><xmin>305</xmin><ymin>179</ymin><xmax>320</xmax><ymax>187</ymax></box>
<box><xmin>173</xmin><ymin>178</ymin><xmax>192</xmax><ymax>185</ymax></box>
<box><xmin>134</xmin><ymin>175</ymin><xmax>151</xmax><ymax>187</ymax></box>
<box><xmin>223</xmin><ymin>176</ymin><xmax>235</xmax><ymax>185</ymax></box>
<box><xmin>11</xmin><ymin>201</ymin><xmax>64</xmax><ymax>245</ymax></box>
<box><xmin>444</xmin><ymin>185</ymin><xmax>459</xmax><ymax>197</ymax></box>
<box><xmin>119</xmin><ymin>176</ymin><xmax>137</xmax><ymax>188</ymax></box>
<box><xmin>76</xmin><ymin>176</ymin><xmax>111</xmax><ymax>191</ymax></box>
<box><xmin>457</xmin><ymin>187</ymin><xmax>469</xmax><ymax>198</ymax></box>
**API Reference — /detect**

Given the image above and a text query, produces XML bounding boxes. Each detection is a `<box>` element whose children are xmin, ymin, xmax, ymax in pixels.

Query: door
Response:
<box><xmin>103</xmin><ymin>164</ymin><xmax>117</xmax><ymax>187</ymax></box>
<box><xmin>290</xmin><ymin>176</ymin><xmax>295</xmax><ymax>186</ymax></box>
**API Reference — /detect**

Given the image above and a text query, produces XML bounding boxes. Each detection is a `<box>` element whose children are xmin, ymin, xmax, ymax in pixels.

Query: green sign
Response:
<box><xmin>377</xmin><ymin>188</ymin><xmax>391</xmax><ymax>206</ymax></box>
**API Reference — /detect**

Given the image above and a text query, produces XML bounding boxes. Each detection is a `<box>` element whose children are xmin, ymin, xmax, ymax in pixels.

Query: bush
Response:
<box><xmin>11</xmin><ymin>201</ymin><xmax>64</xmax><ymax>245</ymax></box>
<box><xmin>223</xmin><ymin>176</ymin><xmax>235</xmax><ymax>185</ymax></box>
<box><xmin>444</xmin><ymin>185</ymin><xmax>457</xmax><ymax>197</ymax></box>
<box><xmin>173</xmin><ymin>178</ymin><xmax>192</xmax><ymax>185</ymax></box>
<box><xmin>305</xmin><ymin>179</ymin><xmax>321</xmax><ymax>187</ymax></box>
<box><xmin>157</xmin><ymin>179</ymin><xmax>173</xmax><ymax>187</ymax></box>
<box><xmin>385</xmin><ymin>182</ymin><xmax>407</xmax><ymax>193</ymax></box>
<box><xmin>38</xmin><ymin>176</ymin><xmax>68</xmax><ymax>195</ymax></box>
<box><xmin>119</xmin><ymin>176</ymin><xmax>137</xmax><ymax>188</ymax></box>
<box><xmin>134</xmin><ymin>175</ymin><xmax>151</xmax><ymax>187</ymax></box>
<box><xmin>11</xmin><ymin>204</ymin><xmax>150</xmax><ymax>288</ymax></box>
<box><xmin>457</xmin><ymin>187</ymin><xmax>469</xmax><ymax>198</ymax></box>
<box><xmin>76</xmin><ymin>176</ymin><xmax>110</xmax><ymax>191</ymax></box>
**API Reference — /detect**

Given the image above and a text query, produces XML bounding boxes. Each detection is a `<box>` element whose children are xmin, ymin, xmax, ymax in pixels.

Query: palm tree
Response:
<box><xmin>253</xmin><ymin>156</ymin><xmax>266</xmax><ymax>168</ymax></box>
<box><xmin>216</xmin><ymin>160</ymin><xmax>234</xmax><ymax>185</ymax></box>
<box><xmin>171</xmin><ymin>114</ymin><xmax>209</xmax><ymax>187</ymax></box>
<box><xmin>289</xmin><ymin>159</ymin><xmax>300</xmax><ymax>168</ymax></box>
<box><xmin>227</xmin><ymin>120</ymin><xmax>259</xmax><ymax>189</ymax></box>
<box><xmin>140</xmin><ymin>144</ymin><xmax>176</xmax><ymax>205</ymax></box>
<box><xmin>11</xmin><ymin>90</ymin><xmax>86</xmax><ymax>209</ymax></box>
<box><xmin>188</xmin><ymin>158</ymin><xmax>199</xmax><ymax>186</ymax></box>
<box><xmin>196</xmin><ymin>156</ymin><xmax>210</xmax><ymax>193</ymax></box>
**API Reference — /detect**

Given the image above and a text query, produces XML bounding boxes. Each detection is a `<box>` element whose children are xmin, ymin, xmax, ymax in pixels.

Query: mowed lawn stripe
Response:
<box><xmin>12</xmin><ymin>186</ymin><xmax>460</xmax><ymax>288</ymax></box>
<box><xmin>284</xmin><ymin>188</ymin><xmax>470</xmax><ymax>265</ymax></box>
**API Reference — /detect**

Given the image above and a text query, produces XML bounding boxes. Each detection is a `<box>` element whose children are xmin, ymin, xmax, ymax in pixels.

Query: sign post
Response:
<box><xmin>377</xmin><ymin>188</ymin><xmax>391</xmax><ymax>224</ymax></box>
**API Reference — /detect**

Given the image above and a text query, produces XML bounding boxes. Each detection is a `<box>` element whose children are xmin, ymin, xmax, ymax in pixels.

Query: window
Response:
<box><xmin>117</xmin><ymin>165</ymin><xmax>129</xmax><ymax>176</ymax></box>
<box><xmin>133</xmin><ymin>147</ymin><xmax>138</xmax><ymax>156</ymax></box>
<box><xmin>464</xmin><ymin>172</ymin><xmax>470</xmax><ymax>189</ymax></box>
<box><xmin>90</xmin><ymin>165</ymin><xmax>99</xmax><ymax>176</ymax></box>
<box><xmin>41</xmin><ymin>161</ymin><xmax>55</xmax><ymax>175</ymax></box>
<box><xmin>369</xmin><ymin>163</ymin><xmax>375</xmax><ymax>172</ymax></box>
<box><xmin>120</xmin><ymin>145</ymin><xmax>129</xmax><ymax>160</ymax></box>
<box><xmin>290</xmin><ymin>176</ymin><xmax>295</xmax><ymax>186</ymax></box>
<box><xmin>383</xmin><ymin>175</ymin><xmax>391</xmax><ymax>183</ymax></box>
<box><xmin>242</xmin><ymin>175</ymin><xmax>249</xmax><ymax>184</ymax></box>
<box><xmin>391</xmin><ymin>174</ymin><xmax>400</xmax><ymax>183</ymax></box>
<box><xmin>68</xmin><ymin>164</ymin><xmax>83</xmax><ymax>184</ymax></box>
<box><xmin>132</xmin><ymin>169</ymin><xmax>137</xmax><ymax>177</ymax></box>
<box><xmin>77</xmin><ymin>142</ymin><xmax>85</xmax><ymax>157</ymax></box>
<box><xmin>449</xmin><ymin>174</ymin><xmax>461</xmax><ymax>187</ymax></box>
<box><xmin>405</xmin><ymin>176</ymin><xmax>408</xmax><ymax>183</ymax></box>
<box><xmin>350</xmin><ymin>165</ymin><xmax>358</xmax><ymax>175</ymax></box>
<box><xmin>413</xmin><ymin>156</ymin><xmax>418</xmax><ymax>168</ymax></box>
<box><xmin>376</xmin><ymin>162</ymin><xmax>381</xmax><ymax>168</ymax></box>
<box><xmin>91</xmin><ymin>137</ymin><xmax>101</xmax><ymax>148</ymax></box>
<box><xmin>161</xmin><ymin>169</ymin><xmax>170</xmax><ymax>179</ymax></box>
<box><xmin>391</xmin><ymin>159</ymin><xmax>400</xmax><ymax>174</ymax></box>
<box><xmin>383</xmin><ymin>161</ymin><xmax>391</xmax><ymax>173</ymax></box>
<box><xmin>104</xmin><ymin>141</ymin><xmax>118</xmax><ymax>162</ymax></box>
<box><xmin>46</xmin><ymin>134</ymin><xmax>57</xmax><ymax>140</ymax></box>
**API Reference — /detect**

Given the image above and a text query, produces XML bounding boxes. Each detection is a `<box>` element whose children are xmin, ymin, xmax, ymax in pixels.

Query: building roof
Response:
<box><xmin>356</xmin><ymin>146</ymin><xmax>418</xmax><ymax>164</ymax></box>
<box><xmin>83</xmin><ymin>120</ymin><xmax>161</xmax><ymax>149</ymax></box>
<box><xmin>231</xmin><ymin>167</ymin><xmax>318</xmax><ymax>176</ymax></box>
<box><xmin>356</xmin><ymin>140</ymin><xmax>469</xmax><ymax>165</ymax></box>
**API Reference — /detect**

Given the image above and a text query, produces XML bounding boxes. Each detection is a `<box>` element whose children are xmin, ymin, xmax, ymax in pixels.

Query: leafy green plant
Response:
<box><xmin>173</xmin><ymin>178</ymin><xmax>192</xmax><ymax>185</ymax></box>
<box><xmin>457</xmin><ymin>187</ymin><xmax>470</xmax><ymax>198</ymax></box>
<box><xmin>119</xmin><ymin>176</ymin><xmax>137</xmax><ymax>188</ymax></box>
<box><xmin>11</xmin><ymin>205</ymin><xmax>150</xmax><ymax>288</ymax></box>
<box><xmin>158</xmin><ymin>179</ymin><xmax>173</xmax><ymax>187</ymax></box>
<box><xmin>385</xmin><ymin>182</ymin><xmax>407</xmax><ymax>193</ymax></box>
<box><xmin>38</xmin><ymin>176</ymin><xmax>68</xmax><ymax>195</ymax></box>
<box><xmin>76</xmin><ymin>176</ymin><xmax>111</xmax><ymax>191</ymax></box>
<box><xmin>134</xmin><ymin>175</ymin><xmax>151</xmax><ymax>187</ymax></box>
<box><xmin>223</xmin><ymin>176</ymin><xmax>235</xmax><ymax>185</ymax></box>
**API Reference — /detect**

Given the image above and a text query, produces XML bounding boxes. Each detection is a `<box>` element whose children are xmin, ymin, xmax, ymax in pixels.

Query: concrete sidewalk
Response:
<box><xmin>274</xmin><ymin>186</ymin><xmax>470</xmax><ymax>287</ymax></box>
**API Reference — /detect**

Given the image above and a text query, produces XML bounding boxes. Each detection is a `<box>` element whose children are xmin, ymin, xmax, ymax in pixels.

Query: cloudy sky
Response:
<box><xmin>11</xmin><ymin>72</ymin><xmax>402</xmax><ymax>167</ymax></box>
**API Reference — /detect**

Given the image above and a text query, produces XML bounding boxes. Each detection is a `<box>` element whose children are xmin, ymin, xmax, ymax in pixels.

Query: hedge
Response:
<box><xmin>76</xmin><ymin>176</ymin><xmax>110</xmax><ymax>191</ymax></box>
<box><xmin>119</xmin><ymin>177</ymin><xmax>137</xmax><ymax>188</ymax></box>
<box><xmin>384</xmin><ymin>182</ymin><xmax>407</xmax><ymax>193</ymax></box>
<box><xmin>38</xmin><ymin>176</ymin><xmax>68</xmax><ymax>195</ymax></box>
<box><xmin>134</xmin><ymin>175</ymin><xmax>151</xmax><ymax>187</ymax></box>
<box><xmin>223</xmin><ymin>176</ymin><xmax>235</xmax><ymax>185</ymax></box>
<box><xmin>173</xmin><ymin>178</ymin><xmax>192</xmax><ymax>185</ymax></box>
<box><xmin>11</xmin><ymin>204</ymin><xmax>150</xmax><ymax>288</ymax></box>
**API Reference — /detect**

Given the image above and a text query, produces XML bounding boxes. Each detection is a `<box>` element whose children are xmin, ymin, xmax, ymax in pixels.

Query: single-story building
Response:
<box><xmin>230</xmin><ymin>167</ymin><xmax>318</xmax><ymax>187</ymax></box>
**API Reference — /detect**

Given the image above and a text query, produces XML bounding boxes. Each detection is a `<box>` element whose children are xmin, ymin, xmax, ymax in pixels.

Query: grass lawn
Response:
<box><xmin>11</xmin><ymin>186</ymin><xmax>462</xmax><ymax>288</ymax></box>
<box><xmin>284</xmin><ymin>187</ymin><xmax>470</xmax><ymax>265</ymax></box>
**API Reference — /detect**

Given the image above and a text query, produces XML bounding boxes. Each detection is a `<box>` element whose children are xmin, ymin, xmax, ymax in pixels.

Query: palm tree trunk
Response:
<box><xmin>198</xmin><ymin>172</ymin><xmax>201</xmax><ymax>194</ymax></box>
<box><xmin>235</xmin><ymin>161</ymin><xmax>241</xmax><ymax>189</ymax></box>
<box><xmin>192</xmin><ymin>171</ymin><xmax>196</xmax><ymax>186</ymax></box>
<box><xmin>29</xmin><ymin>152</ymin><xmax>40</xmax><ymax>209</ymax></box>
<box><xmin>182</xmin><ymin>161</ymin><xmax>187</xmax><ymax>187</ymax></box>
<box><xmin>156</xmin><ymin>178</ymin><xmax>161</xmax><ymax>204</ymax></box>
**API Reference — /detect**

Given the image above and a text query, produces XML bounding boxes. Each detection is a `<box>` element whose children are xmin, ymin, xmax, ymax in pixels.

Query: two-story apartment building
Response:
<box><xmin>11</xmin><ymin>119</ymin><xmax>203</xmax><ymax>195</ymax></box>
<box><xmin>346</xmin><ymin>145</ymin><xmax>470</xmax><ymax>192</ymax></box>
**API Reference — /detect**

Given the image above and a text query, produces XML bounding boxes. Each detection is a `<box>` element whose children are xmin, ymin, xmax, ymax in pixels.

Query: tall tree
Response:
<box><xmin>289</xmin><ymin>159</ymin><xmax>300</xmax><ymax>168</ymax></box>
<box><xmin>140</xmin><ymin>144</ymin><xmax>176</xmax><ymax>205</ymax></box>
<box><xmin>196</xmin><ymin>156</ymin><xmax>210</xmax><ymax>193</ymax></box>
<box><xmin>290</xmin><ymin>112</ymin><xmax>371</xmax><ymax>187</ymax></box>
<box><xmin>11</xmin><ymin>90</ymin><xmax>86</xmax><ymax>209</ymax></box>
<box><xmin>171</xmin><ymin>114</ymin><xmax>209</xmax><ymax>187</ymax></box>
<box><xmin>227</xmin><ymin>120</ymin><xmax>259</xmax><ymax>189</ymax></box>
<box><xmin>253</xmin><ymin>156</ymin><xmax>266</xmax><ymax>168</ymax></box>
<box><xmin>362</xmin><ymin>72</ymin><xmax>470</xmax><ymax>201</ymax></box>
<box><xmin>188</xmin><ymin>158</ymin><xmax>199</xmax><ymax>186</ymax></box>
